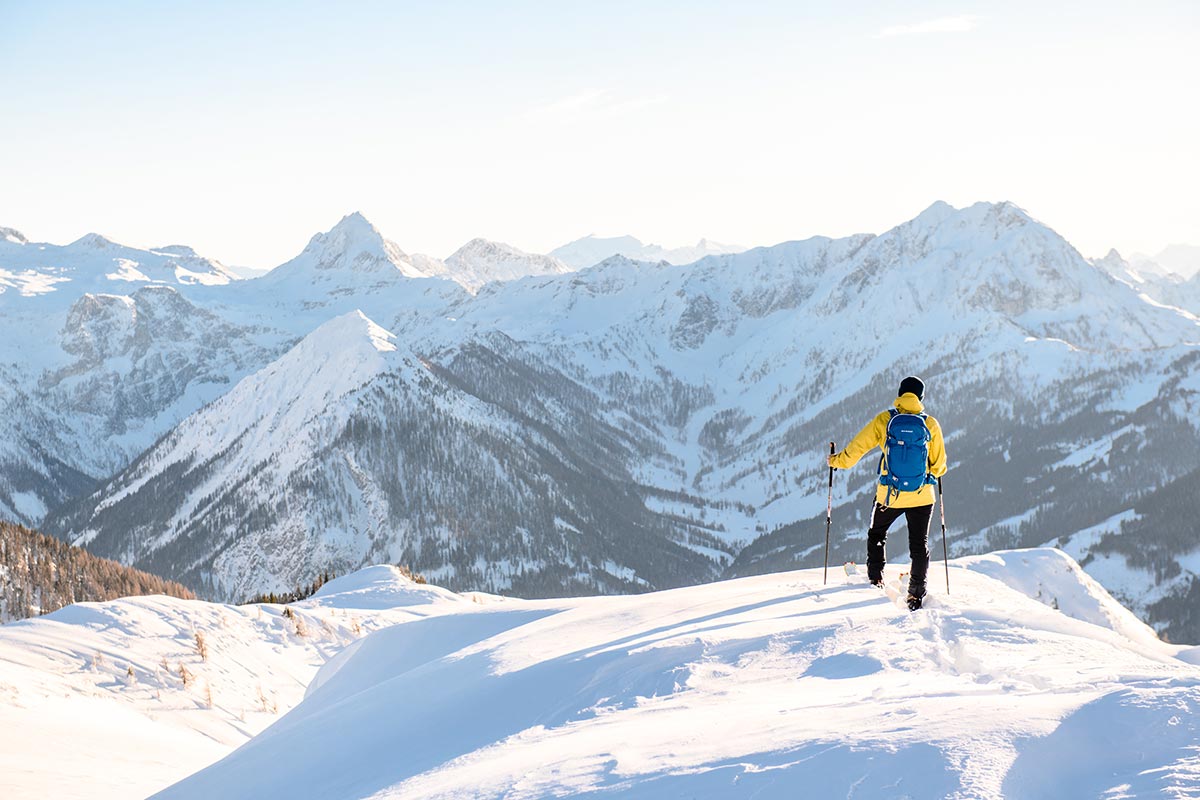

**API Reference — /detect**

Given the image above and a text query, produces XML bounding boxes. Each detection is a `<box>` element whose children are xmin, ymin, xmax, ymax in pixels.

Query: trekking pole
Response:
<box><xmin>824</xmin><ymin>442</ymin><xmax>835</xmax><ymax>585</ymax></box>
<box><xmin>938</xmin><ymin>477</ymin><xmax>949</xmax><ymax>594</ymax></box>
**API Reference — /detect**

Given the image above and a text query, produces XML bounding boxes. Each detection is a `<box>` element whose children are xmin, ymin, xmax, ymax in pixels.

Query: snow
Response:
<box><xmin>8</xmin><ymin>490</ymin><xmax>47</xmax><ymax>521</ymax></box>
<box><xmin>0</xmin><ymin>566</ymin><xmax>470</xmax><ymax>800</ymax></box>
<box><xmin>105</xmin><ymin>258</ymin><xmax>155</xmax><ymax>283</ymax></box>
<box><xmin>142</xmin><ymin>551</ymin><xmax>1200</xmax><ymax>800</ymax></box>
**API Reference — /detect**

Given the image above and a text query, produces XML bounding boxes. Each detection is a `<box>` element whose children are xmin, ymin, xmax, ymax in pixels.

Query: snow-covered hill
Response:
<box><xmin>0</xmin><ymin>565</ymin><xmax>474</xmax><ymax>800</ymax></box>
<box><xmin>137</xmin><ymin>550</ymin><xmax>1200</xmax><ymax>800</ymax></box>
<box><xmin>550</xmin><ymin>233</ymin><xmax>744</xmax><ymax>269</ymax></box>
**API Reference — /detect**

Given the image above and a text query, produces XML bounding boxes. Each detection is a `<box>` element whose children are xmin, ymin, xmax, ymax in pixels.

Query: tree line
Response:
<box><xmin>0</xmin><ymin>520</ymin><xmax>194</xmax><ymax>622</ymax></box>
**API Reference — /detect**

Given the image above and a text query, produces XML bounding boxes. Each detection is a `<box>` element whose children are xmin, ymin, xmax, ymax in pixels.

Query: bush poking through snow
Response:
<box><xmin>194</xmin><ymin>630</ymin><xmax>209</xmax><ymax>661</ymax></box>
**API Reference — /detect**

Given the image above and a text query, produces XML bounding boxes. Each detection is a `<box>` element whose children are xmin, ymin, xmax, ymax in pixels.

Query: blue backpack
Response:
<box><xmin>878</xmin><ymin>409</ymin><xmax>936</xmax><ymax>505</ymax></box>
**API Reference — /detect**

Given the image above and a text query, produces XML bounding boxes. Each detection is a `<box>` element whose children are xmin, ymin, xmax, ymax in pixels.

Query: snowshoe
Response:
<box><xmin>905</xmin><ymin>593</ymin><xmax>924</xmax><ymax>611</ymax></box>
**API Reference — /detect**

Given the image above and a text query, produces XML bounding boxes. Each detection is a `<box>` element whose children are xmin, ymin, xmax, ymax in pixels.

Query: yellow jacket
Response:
<box><xmin>829</xmin><ymin>392</ymin><xmax>947</xmax><ymax>508</ymax></box>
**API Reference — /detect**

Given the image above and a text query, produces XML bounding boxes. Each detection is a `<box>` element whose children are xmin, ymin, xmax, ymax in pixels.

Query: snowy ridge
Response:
<box><xmin>148</xmin><ymin>550</ymin><xmax>1200</xmax><ymax>800</ymax></box>
<box><xmin>0</xmin><ymin>227</ymin><xmax>235</xmax><ymax>302</ymax></box>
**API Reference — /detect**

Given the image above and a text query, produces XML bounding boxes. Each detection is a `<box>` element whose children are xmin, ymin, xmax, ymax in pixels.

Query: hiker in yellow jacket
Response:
<box><xmin>828</xmin><ymin>376</ymin><xmax>947</xmax><ymax>608</ymax></box>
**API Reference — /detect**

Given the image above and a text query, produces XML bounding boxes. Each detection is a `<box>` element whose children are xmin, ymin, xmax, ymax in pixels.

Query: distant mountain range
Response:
<box><xmin>549</xmin><ymin>234</ymin><xmax>745</xmax><ymax>269</ymax></box>
<box><xmin>5</xmin><ymin>203</ymin><xmax>1200</xmax><ymax>643</ymax></box>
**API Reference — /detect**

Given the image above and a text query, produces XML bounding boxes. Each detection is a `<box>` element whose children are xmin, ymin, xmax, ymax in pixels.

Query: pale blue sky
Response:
<box><xmin>2</xmin><ymin>1</ymin><xmax>1196</xmax><ymax>267</ymax></box>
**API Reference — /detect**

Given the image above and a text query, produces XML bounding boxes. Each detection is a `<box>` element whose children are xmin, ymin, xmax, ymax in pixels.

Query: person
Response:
<box><xmin>828</xmin><ymin>376</ymin><xmax>947</xmax><ymax>609</ymax></box>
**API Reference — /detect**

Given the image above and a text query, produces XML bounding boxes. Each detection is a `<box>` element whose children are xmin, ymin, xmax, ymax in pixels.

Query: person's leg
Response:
<box><xmin>904</xmin><ymin>504</ymin><xmax>934</xmax><ymax>597</ymax></box>
<box><xmin>866</xmin><ymin>503</ymin><xmax>904</xmax><ymax>584</ymax></box>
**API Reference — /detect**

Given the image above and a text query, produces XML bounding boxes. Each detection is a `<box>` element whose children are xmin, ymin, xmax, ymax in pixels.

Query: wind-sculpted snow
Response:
<box><xmin>151</xmin><ymin>551</ymin><xmax>1200</xmax><ymax>800</ymax></box>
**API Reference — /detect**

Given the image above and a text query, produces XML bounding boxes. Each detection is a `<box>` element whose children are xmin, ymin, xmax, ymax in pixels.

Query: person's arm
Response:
<box><xmin>829</xmin><ymin>413</ymin><xmax>886</xmax><ymax>470</ymax></box>
<box><xmin>927</xmin><ymin>416</ymin><xmax>948</xmax><ymax>478</ymax></box>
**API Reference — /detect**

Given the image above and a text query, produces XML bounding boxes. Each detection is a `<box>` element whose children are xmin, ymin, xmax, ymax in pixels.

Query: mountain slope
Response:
<box><xmin>48</xmin><ymin>311</ymin><xmax>721</xmax><ymax>600</ymax></box>
<box><xmin>153</xmin><ymin>550</ymin><xmax>1200</xmax><ymax>800</ymax></box>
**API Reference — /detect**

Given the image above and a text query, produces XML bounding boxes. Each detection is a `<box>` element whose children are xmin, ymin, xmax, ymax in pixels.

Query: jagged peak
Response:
<box><xmin>273</xmin><ymin>212</ymin><xmax>430</xmax><ymax>280</ymax></box>
<box><xmin>304</xmin><ymin>212</ymin><xmax>399</xmax><ymax>256</ymax></box>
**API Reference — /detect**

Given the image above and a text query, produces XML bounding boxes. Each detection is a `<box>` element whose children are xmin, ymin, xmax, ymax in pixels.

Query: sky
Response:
<box><xmin>1</xmin><ymin>0</ymin><xmax>1197</xmax><ymax>269</ymax></box>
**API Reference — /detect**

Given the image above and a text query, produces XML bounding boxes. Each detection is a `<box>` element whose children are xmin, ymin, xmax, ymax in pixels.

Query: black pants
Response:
<box><xmin>866</xmin><ymin>502</ymin><xmax>933</xmax><ymax>596</ymax></box>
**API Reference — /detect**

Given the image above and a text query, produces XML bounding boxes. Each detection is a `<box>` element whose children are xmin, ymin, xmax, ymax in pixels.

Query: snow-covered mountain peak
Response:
<box><xmin>318</xmin><ymin>309</ymin><xmax>398</xmax><ymax>354</ymax></box>
<box><xmin>451</xmin><ymin>237</ymin><xmax>519</xmax><ymax>258</ymax></box>
<box><xmin>901</xmin><ymin>200</ymin><xmax>1034</xmax><ymax>241</ymax></box>
<box><xmin>443</xmin><ymin>237</ymin><xmax>573</xmax><ymax>292</ymax></box>
<box><xmin>260</xmin><ymin>212</ymin><xmax>449</xmax><ymax>292</ymax></box>
<box><xmin>911</xmin><ymin>199</ymin><xmax>958</xmax><ymax>226</ymax></box>
<box><xmin>0</xmin><ymin>226</ymin><xmax>27</xmax><ymax>244</ymax></box>
<box><xmin>71</xmin><ymin>232</ymin><xmax>120</xmax><ymax>249</ymax></box>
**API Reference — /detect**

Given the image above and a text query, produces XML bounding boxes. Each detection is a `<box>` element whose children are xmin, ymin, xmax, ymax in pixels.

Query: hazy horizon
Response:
<box><xmin>2</xmin><ymin>1</ymin><xmax>1196</xmax><ymax>269</ymax></box>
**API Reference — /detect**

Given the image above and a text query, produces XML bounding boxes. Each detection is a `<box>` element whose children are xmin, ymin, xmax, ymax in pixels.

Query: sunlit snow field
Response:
<box><xmin>2</xmin><ymin>550</ymin><xmax>1198</xmax><ymax>799</ymax></box>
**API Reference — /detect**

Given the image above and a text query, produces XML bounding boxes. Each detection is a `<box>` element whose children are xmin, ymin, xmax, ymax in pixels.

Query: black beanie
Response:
<box><xmin>898</xmin><ymin>376</ymin><xmax>925</xmax><ymax>400</ymax></box>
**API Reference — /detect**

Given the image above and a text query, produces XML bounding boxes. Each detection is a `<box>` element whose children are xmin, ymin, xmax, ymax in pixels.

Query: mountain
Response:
<box><xmin>150</xmin><ymin>551</ymin><xmax>1200</xmax><ymax>800</ymax></box>
<box><xmin>550</xmin><ymin>233</ymin><xmax>744</xmax><ymax>269</ymax></box>
<box><xmin>0</xmin><ymin>564</ymin><xmax>475</xmax><ymax>800</ymax></box>
<box><xmin>443</xmin><ymin>238</ymin><xmax>573</xmax><ymax>292</ymax></box>
<box><xmin>48</xmin><ymin>310</ymin><xmax>719</xmax><ymax>600</ymax></box>
<box><xmin>0</xmin><ymin>228</ymin><xmax>236</xmax><ymax>302</ymax></box>
<box><xmin>247</xmin><ymin>214</ymin><xmax>573</xmax><ymax>299</ymax></box>
<box><xmin>1134</xmin><ymin>243</ymin><xmax>1200</xmax><ymax>279</ymax></box>
<box><xmin>0</xmin><ymin>285</ymin><xmax>277</xmax><ymax>525</ymax></box>
<box><xmin>1092</xmin><ymin>248</ymin><xmax>1200</xmax><ymax>317</ymax></box>
<box><xmin>7</xmin><ymin>201</ymin><xmax>1200</xmax><ymax>640</ymax></box>
<box><xmin>38</xmin><ymin>201</ymin><xmax>1200</xmax><ymax>646</ymax></box>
